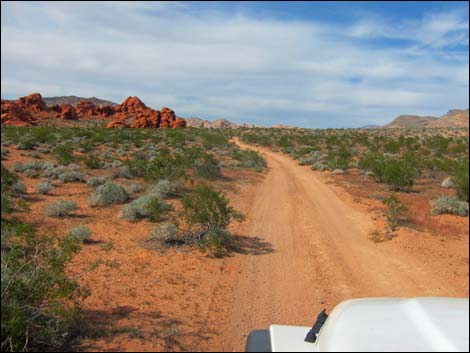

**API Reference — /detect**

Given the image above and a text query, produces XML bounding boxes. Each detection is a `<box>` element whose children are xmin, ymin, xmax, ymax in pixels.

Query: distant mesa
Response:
<box><xmin>383</xmin><ymin>109</ymin><xmax>469</xmax><ymax>129</ymax></box>
<box><xmin>1</xmin><ymin>93</ymin><xmax>186</xmax><ymax>129</ymax></box>
<box><xmin>43</xmin><ymin>95</ymin><xmax>118</xmax><ymax>107</ymax></box>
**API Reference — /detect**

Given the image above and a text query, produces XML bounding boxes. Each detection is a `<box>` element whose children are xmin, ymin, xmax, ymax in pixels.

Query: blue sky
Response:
<box><xmin>1</xmin><ymin>1</ymin><xmax>468</xmax><ymax>128</ymax></box>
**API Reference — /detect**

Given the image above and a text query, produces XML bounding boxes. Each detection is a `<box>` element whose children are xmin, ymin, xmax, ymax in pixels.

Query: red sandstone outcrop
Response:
<box><xmin>76</xmin><ymin>100</ymin><xmax>98</xmax><ymax>116</ymax></box>
<box><xmin>16</xmin><ymin>93</ymin><xmax>47</xmax><ymax>112</ymax></box>
<box><xmin>59</xmin><ymin>104</ymin><xmax>78</xmax><ymax>120</ymax></box>
<box><xmin>1</xmin><ymin>93</ymin><xmax>186</xmax><ymax>128</ymax></box>
<box><xmin>106</xmin><ymin>97</ymin><xmax>185</xmax><ymax>129</ymax></box>
<box><xmin>1</xmin><ymin>99</ymin><xmax>37</xmax><ymax>126</ymax></box>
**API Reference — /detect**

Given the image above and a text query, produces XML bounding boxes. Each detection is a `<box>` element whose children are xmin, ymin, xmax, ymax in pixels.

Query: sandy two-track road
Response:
<box><xmin>210</xmin><ymin>139</ymin><xmax>468</xmax><ymax>351</ymax></box>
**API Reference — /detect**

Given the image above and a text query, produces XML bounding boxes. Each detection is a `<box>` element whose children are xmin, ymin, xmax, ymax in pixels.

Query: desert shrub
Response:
<box><xmin>124</xmin><ymin>182</ymin><xmax>143</xmax><ymax>196</ymax></box>
<box><xmin>382</xmin><ymin>194</ymin><xmax>408</xmax><ymax>232</ymax></box>
<box><xmin>201</xmin><ymin>132</ymin><xmax>228</xmax><ymax>149</ymax></box>
<box><xmin>25</xmin><ymin>169</ymin><xmax>40</xmax><ymax>178</ymax></box>
<box><xmin>43</xmin><ymin>165</ymin><xmax>67</xmax><ymax>179</ymax></box>
<box><xmin>311</xmin><ymin>162</ymin><xmax>327</xmax><ymax>171</ymax></box>
<box><xmin>17</xmin><ymin>135</ymin><xmax>38</xmax><ymax>150</ymax></box>
<box><xmin>10</xmin><ymin>180</ymin><xmax>27</xmax><ymax>196</ymax></box>
<box><xmin>327</xmin><ymin>146</ymin><xmax>352</xmax><ymax>170</ymax></box>
<box><xmin>112</xmin><ymin>165</ymin><xmax>135</xmax><ymax>179</ymax></box>
<box><xmin>67</xmin><ymin>225</ymin><xmax>93</xmax><ymax>242</ymax></box>
<box><xmin>149</xmin><ymin>222</ymin><xmax>180</xmax><ymax>244</ymax></box>
<box><xmin>383</xmin><ymin>140</ymin><xmax>401</xmax><ymax>154</ymax></box>
<box><xmin>1</xmin><ymin>220</ymin><xmax>86</xmax><ymax>351</ymax></box>
<box><xmin>381</xmin><ymin>159</ymin><xmax>415</xmax><ymax>191</ymax></box>
<box><xmin>13</xmin><ymin>162</ymin><xmax>26</xmax><ymax>172</ymax></box>
<box><xmin>1</xmin><ymin>149</ymin><xmax>9</xmax><ymax>160</ymax></box>
<box><xmin>88</xmin><ymin>183</ymin><xmax>129</xmax><ymax>207</ymax></box>
<box><xmin>148</xmin><ymin>179</ymin><xmax>179</xmax><ymax>198</ymax></box>
<box><xmin>181</xmin><ymin>184</ymin><xmax>244</xmax><ymax>249</ymax></box>
<box><xmin>193</xmin><ymin>154</ymin><xmax>222</xmax><ymax>180</ymax></box>
<box><xmin>36</xmin><ymin>180</ymin><xmax>54</xmax><ymax>195</ymax></box>
<box><xmin>451</xmin><ymin>158</ymin><xmax>469</xmax><ymax>202</ymax></box>
<box><xmin>82</xmin><ymin>154</ymin><xmax>102</xmax><ymax>169</ymax></box>
<box><xmin>24</xmin><ymin>160</ymin><xmax>47</xmax><ymax>171</ymax></box>
<box><xmin>121</xmin><ymin>194</ymin><xmax>173</xmax><ymax>222</ymax></box>
<box><xmin>86</xmin><ymin>176</ymin><xmax>110</xmax><ymax>188</ymax></box>
<box><xmin>1</xmin><ymin>166</ymin><xmax>24</xmax><ymax>212</ymax></box>
<box><xmin>231</xmin><ymin>149</ymin><xmax>267</xmax><ymax>171</ymax></box>
<box><xmin>59</xmin><ymin>170</ymin><xmax>87</xmax><ymax>183</ymax></box>
<box><xmin>52</xmin><ymin>144</ymin><xmax>75</xmax><ymax>165</ymax></box>
<box><xmin>431</xmin><ymin>195</ymin><xmax>469</xmax><ymax>217</ymax></box>
<box><xmin>27</xmin><ymin>151</ymin><xmax>42</xmax><ymax>159</ymax></box>
<box><xmin>45</xmin><ymin>200</ymin><xmax>77</xmax><ymax>217</ymax></box>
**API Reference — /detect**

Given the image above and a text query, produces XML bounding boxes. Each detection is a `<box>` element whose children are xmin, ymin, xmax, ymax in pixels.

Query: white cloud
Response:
<box><xmin>1</xmin><ymin>2</ymin><xmax>468</xmax><ymax>127</ymax></box>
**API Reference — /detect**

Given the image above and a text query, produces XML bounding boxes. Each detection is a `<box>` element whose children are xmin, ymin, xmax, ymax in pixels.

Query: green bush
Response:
<box><xmin>52</xmin><ymin>144</ymin><xmax>75</xmax><ymax>165</ymax></box>
<box><xmin>1</xmin><ymin>220</ymin><xmax>87</xmax><ymax>351</ymax></box>
<box><xmin>451</xmin><ymin>159</ymin><xmax>469</xmax><ymax>202</ymax></box>
<box><xmin>88</xmin><ymin>183</ymin><xmax>129</xmax><ymax>207</ymax></box>
<box><xmin>382</xmin><ymin>159</ymin><xmax>415</xmax><ymax>191</ymax></box>
<box><xmin>82</xmin><ymin>154</ymin><xmax>102</xmax><ymax>169</ymax></box>
<box><xmin>45</xmin><ymin>200</ymin><xmax>78</xmax><ymax>217</ymax></box>
<box><xmin>181</xmin><ymin>184</ymin><xmax>244</xmax><ymax>244</ymax></box>
<box><xmin>382</xmin><ymin>194</ymin><xmax>408</xmax><ymax>232</ymax></box>
<box><xmin>431</xmin><ymin>195</ymin><xmax>469</xmax><ymax>216</ymax></box>
<box><xmin>121</xmin><ymin>194</ymin><xmax>173</xmax><ymax>222</ymax></box>
<box><xmin>67</xmin><ymin>225</ymin><xmax>93</xmax><ymax>242</ymax></box>
<box><xmin>231</xmin><ymin>149</ymin><xmax>267</xmax><ymax>171</ymax></box>
<box><xmin>193</xmin><ymin>154</ymin><xmax>222</xmax><ymax>180</ymax></box>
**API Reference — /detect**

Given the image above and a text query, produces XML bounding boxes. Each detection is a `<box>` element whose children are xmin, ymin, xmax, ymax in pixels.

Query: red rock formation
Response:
<box><xmin>97</xmin><ymin>105</ymin><xmax>115</xmax><ymax>117</ymax></box>
<box><xmin>1</xmin><ymin>92</ymin><xmax>186</xmax><ymax>128</ymax></box>
<box><xmin>17</xmin><ymin>93</ymin><xmax>47</xmax><ymax>112</ymax></box>
<box><xmin>1</xmin><ymin>100</ymin><xmax>36</xmax><ymax>126</ymax></box>
<box><xmin>106</xmin><ymin>120</ymin><xmax>129</xmax><ymax>128</ymax></box>
<box><xmin>172</xmin><ymin>117</ymin><xmax>186</xmax><ymax>128</ymax></box>
<box><xmin>116</xmin><ymin>96</ymin><xmax>147</xmax><ymax>113</ymax></box>
<box><xmin>59</xmin><ymin>104</ymin><xmax>78</xmax><ymax>120</ymax></box>
<box><xmin>76</xmin><ymin>99</ymin><xmax>98</xmax><ymax>116</ymax></box>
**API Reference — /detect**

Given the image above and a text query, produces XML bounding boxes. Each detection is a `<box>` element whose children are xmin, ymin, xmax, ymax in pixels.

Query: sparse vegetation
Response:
<box><xmin>36</xmin><ymin>179</ymin><xmax>54</xmax><ymax>194</ymax></box>
<box><xmin>121</xmin><ymin>194</ymin><xmax>173</xmax><ymax>222</ymax></box>
<box><xmin>68</xmin><ymin>225</ymin><xmax>93</xmax><ymax>242</ymax></box>
<box><xmin>45</xmin><ymin>200</ymin><xmax>78</xmax><ymax>217</ymax></box>
<box><xmin>382</xmin><ymin>194</ymin><xmax>408</xmax><ymax>233</ymax></box>
<box><xmin>88</xmin><ymin>183</ymin><xmax>129</xmax><ymax>207</ymax></box>
<box><xmin>432</xmin><ymin>195</ymin><xmax>469</xmax><ymax>217</ymax></box>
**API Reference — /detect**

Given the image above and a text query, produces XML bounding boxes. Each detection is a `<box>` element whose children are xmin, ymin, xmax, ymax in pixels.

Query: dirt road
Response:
<box><xmin>218</xmin><ymin>139</ymin><xmax>467</xmax><ymax>351</ymax></box>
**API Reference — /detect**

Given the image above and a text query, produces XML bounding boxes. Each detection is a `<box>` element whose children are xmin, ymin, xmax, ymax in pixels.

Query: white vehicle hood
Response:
<box><xmin>269</xmin><ymin>297</ymin><xmax>469</xmax><ymax>352</ymax></box>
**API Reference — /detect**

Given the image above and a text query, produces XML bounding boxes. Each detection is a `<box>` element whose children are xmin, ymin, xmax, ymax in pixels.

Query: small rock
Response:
<box><xmin>333</xmin><ymin>169</ymin><xmax>344</xmax><ymax>175</ymax></box>
<box><xmin>441</xmin><ymin>177</ymin><xmax>453</xmax><ymax>188</ymax></box>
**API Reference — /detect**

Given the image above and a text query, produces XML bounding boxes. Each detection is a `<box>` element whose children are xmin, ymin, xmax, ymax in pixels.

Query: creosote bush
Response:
<box><xmin>1</xmin><ymin>220</ymin><xmax>87</xmax><ymax>351</ymax></box>
<box><xmin>180</xmin><ymin>184</ymin><xmax>245</xmax><ymax>251</ymax></box>
<box><xmin>45</xmin><ymin>200</ymin><xmax>78</xmax><ymax>217</ymax></box>
<box><xmin>88</xmin><ymin>183</ymin><xmax>129</xmax><ymax>207</ymax></box>
<box><xmin>382</xmin><ymin>194</ymin><xmax>408</xmax><ymax>233</ymax></box>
